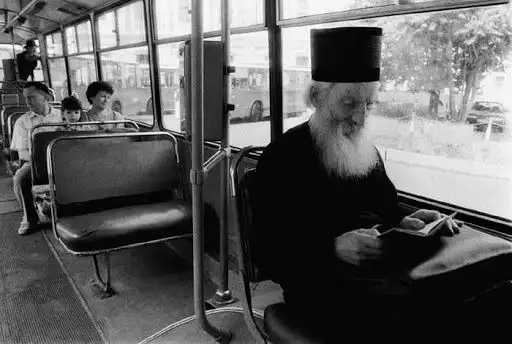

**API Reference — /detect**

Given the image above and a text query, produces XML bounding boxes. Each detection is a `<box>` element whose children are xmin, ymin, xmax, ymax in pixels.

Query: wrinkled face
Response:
<box><xmin>23</xmin><ymin>87</ymin><xmax>48</xmax><ymax>115</ymax></box>
<box><xmin>62</xmin><ymin>109</ymin><xmax>81</xmax><ymax>123</ymax></box>
<box><xmin>319</xmin><ymin>82</ymin><xmax>379</xmax><ymax>138</ymax></box>
<box><xmin>91</xmin><ymin>91</ymin><xmax>112</xmax><ymax>110</ymax></box>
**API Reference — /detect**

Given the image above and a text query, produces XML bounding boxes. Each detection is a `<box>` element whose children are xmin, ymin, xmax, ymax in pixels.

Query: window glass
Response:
<box><xmin>155</xmin><ymin>0</ymin><xmax>191</xmax><ymax>38</ymax></box>
<box><xmin>68</xmin><ymin>55</ymin><xmax>97</xmax><ymax>106</ymax></box>
<box><xmin>155</xmin><ymin>0</ymin><xmax>263</xmax><ymax>39</ymax></box>
<box><xmin>232</xmin><ymin>0</ymin><xmax>264</xmax><ymax>27</ymax></box>
<box><xmin>97</xmin><ymin>10</ymin><xmax>116</xmax><ymax>49</ymax></box>
<box><xmin>280</xmin><ymin>0</ymin><xmax>394</xmax><ymax>19</ymax></box>
<box><xmin>77</xmin><ymin>21</ymin><xmax>93</xmax><ymax>53</ymax></box>
<box><xmin>66</xmin><ymin>26</ymin><xmax>77</xmax><ymax>54</ymax></box>
<box><xmin>228</xmin><ymin>31</ymin><xmax>270</xmax><ymax>147</ymax></box>
<box><xmin>117</xmin><ymin>1</ymin><xmax>146</xmax><ymax>45</ymax></box>
<box><xmin>158</xmin><ymin>43</ymin><xmax>183</xmax><ymax>132</ymax></box>
<box><xmin>282</xmin><ymin>4</ymin><xmax>512</xmax><ymax>219</ymax></box>
<box><xmin>100</xmin><ymin>46</ymin><xmax>153</xmax><ymax>125</ymax></box>
<box><xmin>48</xmin><ymin>58</ymin><xmax>67</xmax><ymax>101</ymax></box>
<box><xmin>46</xmin><ymin>32</ymin><xmax>63</xmax><ymax>57</ymax></box>
<box><xmin>0</xmin><ymin>44</ymin><xmax>22</xmax><ymax>82</ymax></box>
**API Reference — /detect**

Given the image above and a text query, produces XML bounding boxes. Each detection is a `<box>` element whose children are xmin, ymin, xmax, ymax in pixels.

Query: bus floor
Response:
<box><xmin>0</xmin><ymin>160</ymin><xmax>285</xmax><ymax>343</ymax></box>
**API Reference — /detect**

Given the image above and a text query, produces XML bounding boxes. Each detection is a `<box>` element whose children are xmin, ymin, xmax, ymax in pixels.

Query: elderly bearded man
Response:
<box><xmin>251</xmin><ymin>27</ymin><xmax>462</xmax><ymax>340</ymax></box>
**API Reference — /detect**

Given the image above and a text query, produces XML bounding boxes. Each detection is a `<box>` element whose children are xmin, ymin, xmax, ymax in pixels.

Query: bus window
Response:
<box><xmin>281</xmin><ymin>0</ymin><xmax>395</xmax><ymax>18</ymax></box>
<box><xmin>48</xmin><ymin>58</ymin><xmax>67</xmax><ymax>101</ymax></box>
<box><xmin>228</xmin><ymin>31</ymin><xmax>270</xmax><ymax>146</ymax></box>
<box><xmin>158</xmin><ymin>43</ymin><xmax>182</xmax><ymax>131</ymax></box>
<box><xmin>69</xmin><ymin>55</ymin><xmax>96</xmax><ymax>106</ymax></box>
<box><xmin>100</xmin><ymin>46</ymin><xmax>153</xmax><ymax>125</ymax></box>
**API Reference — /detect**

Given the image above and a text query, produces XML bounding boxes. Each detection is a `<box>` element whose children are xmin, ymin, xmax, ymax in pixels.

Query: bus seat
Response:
<box><xmin>30</xmin><ymin>122</ymin><xmax>140</xmax><ymax>186</ymax></box>
<box><xmin>8</xmin><ymin>111</ymin><xmax>25</xmax><ymax>144</ymax></box>
<box><xmin>47</xmin><ymin>132</ymin><xmax>192</xmax><ymax>297</ymax></box>
<box><xmin>1</xmin><ymin>93</ymin><xmax>19</xmax><ymax>107</ymax></box>
<box><xmin>230</xmin><ymin>146</ymin><xmax>325</xmax><ymax>343</ymax></box>
<box><xmin>30</xmin><ymin>124</ymin><xmax>141</xmax><ymax>221</ymax></box>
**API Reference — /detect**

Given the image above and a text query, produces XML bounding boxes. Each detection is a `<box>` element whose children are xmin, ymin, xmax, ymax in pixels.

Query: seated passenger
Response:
<box><xmin>10</xmin><ymin>81</ymin><xmax>62</xmax><ymax>235</ymax></box>
<box><xmin>80</xmin><ymin>81</ymin><xmax>124</xmax><ymax>129</ymax></box>
<box><xmin>60</xmin><ymin>95</ymin><xmax>83</xmax><ymax>130</ymax></box>
<box><xmin>111</xmin><ymin>99</ymin><xmax>123</xmax><ymax>113</ymax></box>
<box><xmin>252</xmin><ymin>27</ymin><xmax>462</xmax><ymax>339</ymax></box>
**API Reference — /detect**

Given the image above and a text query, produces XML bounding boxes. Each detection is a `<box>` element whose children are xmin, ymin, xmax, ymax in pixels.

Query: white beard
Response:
<box><xmin>309</xmin><ymin>113</ymin><xmax>379</xmax><ymax>179</ymax></box>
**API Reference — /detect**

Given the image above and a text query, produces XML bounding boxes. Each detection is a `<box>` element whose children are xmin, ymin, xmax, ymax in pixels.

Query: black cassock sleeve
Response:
<box><xmin>251</xmin><ymin>138</ymin><xmax>340</xmax><ymax>288</ymax></box>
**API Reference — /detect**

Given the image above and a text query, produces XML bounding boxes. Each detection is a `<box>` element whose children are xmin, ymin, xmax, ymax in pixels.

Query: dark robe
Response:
<box><xmin>251</xmin><ymin>121</ymin><xmax>412</xmax><ymax>333</ymax></box>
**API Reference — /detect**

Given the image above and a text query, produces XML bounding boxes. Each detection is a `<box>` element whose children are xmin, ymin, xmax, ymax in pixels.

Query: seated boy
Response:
<box><xmin>60</xmin><ymin>95</ymin><xmax>83</xmax><ymax>130</ymax></box>
<box><xmin>32</xmin><ymin>96</ymin><xmax>84</xmax><ymax>220</ymax></box>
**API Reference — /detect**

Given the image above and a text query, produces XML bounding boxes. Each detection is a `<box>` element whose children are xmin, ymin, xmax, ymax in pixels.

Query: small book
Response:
<box><xmin>378</xmin><ymin>211</ymin><xmax>458</xmax><ymax>238</ymax></box>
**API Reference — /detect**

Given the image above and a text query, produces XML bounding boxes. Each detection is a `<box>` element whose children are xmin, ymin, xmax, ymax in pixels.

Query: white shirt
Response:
<box><xmin>10</xmin><ymin>106</ymin><xmax>62</xmax><ymax>161</ymax></box>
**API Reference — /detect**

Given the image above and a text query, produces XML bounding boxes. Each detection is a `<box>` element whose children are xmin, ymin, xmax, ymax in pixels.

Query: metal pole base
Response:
<box><xmin>208</xmin><ymin>289</ymin><xmax>237</xmax><ymax>307</ymax></box>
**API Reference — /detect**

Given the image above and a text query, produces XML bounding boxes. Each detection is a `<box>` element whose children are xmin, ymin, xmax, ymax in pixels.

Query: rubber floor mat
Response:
<box><xmin>0</xmin><ymin>212</ymin><xmax>107</xmax><ymax>344</ymax></box>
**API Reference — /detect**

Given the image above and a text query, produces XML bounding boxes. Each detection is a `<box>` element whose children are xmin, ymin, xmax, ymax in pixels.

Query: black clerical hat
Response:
<box><xmin>310</xmin><ymin>27</ymin><xmax>382</xmax><ymax>83</ymax></box>
<box><xmin>25</xmin><ymin>39</ymin><xmax>36</xmax><ymax>48</ymax></box>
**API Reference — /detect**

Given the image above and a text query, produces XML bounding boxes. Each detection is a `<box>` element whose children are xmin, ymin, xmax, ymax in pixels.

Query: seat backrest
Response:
<box><xmin>7</xmin><ymin>112</ymin><xmax>25</xmax><ymax>143</ymax></box>
<box><xmin>2</xmin><ymin>93</ymin><xmax>19</xmax><ymax>107</ymax></box>
<box><xmin>1</xmin><ymin>106</ymin><xmax>29</xmax><ymax>142</ymax></box>
<box><xmin>48</xmin><ymin>132</ymin><xmax>180</xmax><ymax>217</ymax></box>
<box><xmin>31</xmin><ymin>129</ymin><xmax>100</xmax><ymax>185</ymax></box>
<box><xmin>230</xmin><ymin>146</ymin><xmax>270</xmax><ymax>342</ymax></box>
<box><xmin>230</xmin><ymin>146</ymin><xmax>267</xmax><ymax>283</ymax></box>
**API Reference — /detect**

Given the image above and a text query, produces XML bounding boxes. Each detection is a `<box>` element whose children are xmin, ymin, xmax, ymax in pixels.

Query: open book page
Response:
<box><xmin>378</xmin><ymin>211</ymin><xmax>458</xmax><ymax>238</ymax></box>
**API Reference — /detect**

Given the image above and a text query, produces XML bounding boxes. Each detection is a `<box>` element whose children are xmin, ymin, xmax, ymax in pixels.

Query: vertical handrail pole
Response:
<box><xmin>213</xmin><ymin>0</ymin><xmax>235</xmax><ymax>305</ymax></box>
<box><xmin>191</xmin><ymin>0</ymin><xmax>231</xmax><ymax>342</ymax></box>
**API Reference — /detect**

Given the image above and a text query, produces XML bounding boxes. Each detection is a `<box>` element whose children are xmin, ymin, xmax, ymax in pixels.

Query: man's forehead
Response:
<box><xmin>332</xmin><ymin>82</ymin><xmax>378</xmax><ymax>98</ymax></box>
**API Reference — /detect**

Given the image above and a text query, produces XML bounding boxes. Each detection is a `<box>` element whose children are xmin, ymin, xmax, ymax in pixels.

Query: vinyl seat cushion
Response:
<box><xmin>55</xmin><ymin>200</ymin><xmax>192</xmax><ymax>253</ymax></box>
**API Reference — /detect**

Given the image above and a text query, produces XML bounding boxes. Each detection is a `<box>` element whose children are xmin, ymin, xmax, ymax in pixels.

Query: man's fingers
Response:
<box><xmin>415</xmin><ymin>209</ymin><xmax>441</xmax><ymax>222</ymax></box>
<box><xmin>401</xmin><ymin>217</ymin><xmax>425</xmax><ymax>230</ymax></box>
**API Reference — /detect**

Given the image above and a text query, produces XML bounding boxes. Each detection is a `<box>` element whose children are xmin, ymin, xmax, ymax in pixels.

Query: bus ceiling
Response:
<box><xmin>0</xmin><ymin>0</ymin><xmax>113</xmax><ymax>44</ymax></box>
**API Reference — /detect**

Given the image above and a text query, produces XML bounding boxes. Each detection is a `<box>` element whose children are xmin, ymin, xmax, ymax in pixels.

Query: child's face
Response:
<box><xmin>63</xmin><ymin>109</ymin><xmax>81</xmax><ymax>123</ymax></box>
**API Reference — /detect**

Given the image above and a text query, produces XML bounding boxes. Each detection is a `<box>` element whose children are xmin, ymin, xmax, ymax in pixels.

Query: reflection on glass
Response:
<box><xmin>69</xmin><ymin>55</ymin><xmax>97</xmax><ymax>106</ymax></box>
<box><xmin>281</xmin><ymin>0</ymin><xmax>394</xmax><ymax>18</ymax></box>
<box><xmin>155</xmin><ymin>0</ymin><xmax>219</xmax><ymax>37</ymax></box>
<box><xmin>46</xmin><ymin>32</ymin><xmax>63</xmax><ymax>57</ymax></box>
<box><xmin>97</xmin><ymin>11</ymin><xmax>116</xmax><ymax>49</ymax></box>
<box><xmin>48</xmin><ymin>58</ymin><xmax>67</xmax><ymax>100</ymax></box>
<box><xmin>117</xmin><ymin>1</ymin><xmax>146</xmax><ymax>45</ymax></box>
<box><xmin>77</xmin><ymin>21</ymin><xmax>93</xmax><ymax>53</ymax></box>
<box><xmin>155</xmin><ymin>0</ymin><xmax>263</xmax><ymax>39</ymax></box>
<box><xmin>158</xmin><ymin>43</ymin><xmax>183</xmax><ymax>132</ymax></box>
<box><xmin>100</xmin><ymin>46</ymin><xmax>153</xmax><ymax>125</ymax></box>
<box><xmin>281</xmin><ymin>5</ymin><xmax>512</xmax><ymax>219</ymax></box>
<box><xmin>228</xmin><ymin>31</ymin><xmax>270</xmax><ymax>147</ymax></box>
<box><xmin>66</xmin><ymin>26</ymin><xmax>77</xmax><ymax>54</ymax></box>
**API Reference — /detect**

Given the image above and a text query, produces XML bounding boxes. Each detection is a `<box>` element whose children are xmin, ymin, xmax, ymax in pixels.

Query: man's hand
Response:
<box><xmin>335</xmin><ymin>228</ymin><xmax>383</xmax><ymax>266</ymax></box>
<box><xmin>401</xmin><ymin>209</ymin><xmax>463</xmax><ymax>237</ymax></box>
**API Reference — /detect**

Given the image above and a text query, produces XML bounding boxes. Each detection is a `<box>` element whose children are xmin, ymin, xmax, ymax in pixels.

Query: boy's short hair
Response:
<box><xmin>86</xmin><ymin>81</ymin><xmax>114</xmax><ymax>104</ymax></box>
<box><xmin>23</xmin><ymin>81</ymin><xmax>50</xmax><ymax>97</ymax></box>
<box><xmin>61</xmin><ymin>96</ymin><xmax>82</xmax><ymax>111</ymax></box>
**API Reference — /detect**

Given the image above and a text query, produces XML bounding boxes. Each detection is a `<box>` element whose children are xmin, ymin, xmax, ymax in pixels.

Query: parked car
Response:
<box><xmin>466</xmin><ymin>101</ymin><xmax>509</xmax><ymax>133</ymax></box>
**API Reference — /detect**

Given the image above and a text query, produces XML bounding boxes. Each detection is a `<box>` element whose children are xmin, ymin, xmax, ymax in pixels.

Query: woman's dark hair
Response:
<box><xmin>85</xmin><ymin>81</ymin><xmax>114</xmax><ymax>104</ymax></box>
<box><xmin>61</xmin><ymin>96</ymin><xmax>82</xmax><ymax>111</ymax></box>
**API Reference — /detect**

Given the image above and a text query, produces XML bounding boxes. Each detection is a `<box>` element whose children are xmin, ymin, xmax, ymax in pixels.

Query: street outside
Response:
<box><xmin>149</xmin><ymin>114</ymin><xmax>512</xmax><ymax>220</ymax></box>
